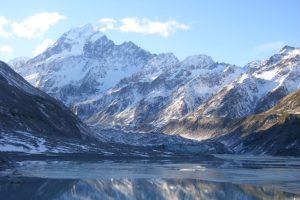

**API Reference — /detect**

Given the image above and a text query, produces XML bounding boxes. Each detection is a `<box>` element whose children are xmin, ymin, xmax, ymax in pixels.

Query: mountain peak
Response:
<box><xmin>120</xmin><ymin>41</ymin><xmax>136</xmax><ymax>47</ymax></box>
<box><xmin>63</xmin><ymin>23</ymin><xmax>104</xmax><ymax>42</ymax></box>
<box><xmin>31</xmin><ymin>24</ymin><xmax>106</xmax><ymax>59</ymax></box>
<box><xmin>157</xmin><ymin>52</ymin><xmax>178</xmax><ymax>60</ymax></box>
<box><xmin>279</xmin><ymin>45</ymin><xmax>296</xmax><ymax>54</ymax></box>
<box><xmin>180</xmin><ymin>54</ymin><xmax>214</xmax><ymax>69</ymax></box>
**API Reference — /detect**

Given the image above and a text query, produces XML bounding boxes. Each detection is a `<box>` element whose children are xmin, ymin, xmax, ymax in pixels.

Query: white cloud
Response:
<box><xmin>0</xmin><ymin>45</ymin><xmax>13</xmax><ymax>55</ymax></box>
<box><xmin>33</xmin><ymin>39</ymin><xmax>54</xmax><ymax>55</ymax></box>
<box><xmin>120</xmin><ymin>18</ymin><xmax>190</xmax><ymax>37</ymax></box>
<box><xmin>98</xmin><ymin>18</ymin><xmax>116</xmax><ymax>32</ymax></box>
<box><xmin>98</xmin><ymin>17</ymin><xmax>190</xmax><ymax>37</ymax></box>
<box><xmin>0</xmin><ymin>16</ymin><xmax>11</xmax><ymax>38</ymax></box>
<box><xmin>254</xmin><ymin>41</ymin><xmax>287</xmax><ymax>52</ymax></box>
<box><xmin>11</xmin><ymin>12</ymin><xmax>66</xmax><ymax>39</ymax></box>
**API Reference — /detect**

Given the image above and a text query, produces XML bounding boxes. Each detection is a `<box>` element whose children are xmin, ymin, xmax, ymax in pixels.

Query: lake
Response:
<box><xmin>0</xmin><ymin>154</ymin><xmax>300</xmax><ymax>200</ymax></box>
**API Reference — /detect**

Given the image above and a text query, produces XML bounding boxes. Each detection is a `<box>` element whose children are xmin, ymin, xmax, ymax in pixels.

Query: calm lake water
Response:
<box><xmin>1</xmin><ymin>154</ymin><xmax>300</xmax><ymax>200</ymax></box>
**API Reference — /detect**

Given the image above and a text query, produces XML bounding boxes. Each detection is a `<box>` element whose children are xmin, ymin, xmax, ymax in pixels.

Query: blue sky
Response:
<box><xmin>0</xmin><ymin>0</ymin><xmax>299</xmax><ymax>66</ymax></box>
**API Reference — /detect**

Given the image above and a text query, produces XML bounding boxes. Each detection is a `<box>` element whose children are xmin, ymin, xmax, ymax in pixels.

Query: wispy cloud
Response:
<box><xmin>11</xmin><ymin>12</ymin><xmax>66</xmax><ymax>39</ymax></box>
<box><xmin>33</xmin><ymin>39</ymin><xmax>54</xmax><ymax>56</ymax></box>
<box><xmin>0</xmin><ymin>12</ymin><xmax>66</xmax><ymax>39</ymax></box>
<box><xmin>253</xmin><ymin>41</ymin><xmax>287</xmax><ymax>52</ymax></box>
<box><xmin>98</xmin><ymin>17</ymin><xmax>190</xmax><ymax>37</ymax></box>
<box><xmin>0</xmin><ymin>45</ymin><xmax>13</xmax><ymax>55</ymax></box>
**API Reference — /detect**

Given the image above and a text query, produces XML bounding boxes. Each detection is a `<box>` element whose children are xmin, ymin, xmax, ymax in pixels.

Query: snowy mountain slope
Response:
<box><xmin>8</xmin><ymin>57</ymin><xmax>30</xmax><ymax>71</ymax></box>
<box><xmin>73</xmin><ymin>54</ymin><xmax>244</xmax><ymax>131</ymax></box>
<box><xmin>72</xmin><ymin>53</ymin><xmax>179</xmax><ymax>119</ymax></box>
<box><xmin>11</xmin><ymin>24</ymin><xmax>153</xmax><ymax>106</ymax></box>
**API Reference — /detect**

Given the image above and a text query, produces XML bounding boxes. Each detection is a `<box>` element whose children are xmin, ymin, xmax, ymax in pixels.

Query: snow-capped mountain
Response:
<box><xmin>10</xmin><ymin>24</ymin><xmax>244</xmax><ymax>131</ymax></box>
<box><xmin>164</xmin><ymin>46</ymin><xmax>300</xmax><ymax>142</ymax></box>
<box><xmin>9</xmin><ymin>24</ymin><xmax>300</xmax><ymax>144</ymax></box>
<box><xmin>11</xmin><ymin>24</ymin><xmax>153</xmax><ymax>106</ymax></box>
<box><xmin>0</xmin><ymin>59</ymin><xmax>230</xmax><ymax>155</ymax></box>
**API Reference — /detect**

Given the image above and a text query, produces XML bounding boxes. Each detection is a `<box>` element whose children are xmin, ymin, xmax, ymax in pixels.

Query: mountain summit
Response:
<box><xmin>12</xmin><ymin>24</ymin><xmax>153</xmax><ymax>106</ymax></box>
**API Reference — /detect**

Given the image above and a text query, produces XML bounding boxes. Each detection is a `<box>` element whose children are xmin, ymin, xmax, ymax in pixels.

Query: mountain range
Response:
<box><xmin>0</xmin><ymin>59</ymin><xmax>227</xmax><ymax>155</ymax></box>
<box><xmin>6</xmin><ymin>24</ymin><xmax>300</xmax><ymax>155</ymax></box>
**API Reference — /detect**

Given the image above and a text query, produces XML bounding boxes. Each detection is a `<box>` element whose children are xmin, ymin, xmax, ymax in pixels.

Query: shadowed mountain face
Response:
<box><xmin>0</xmin><ymin>61</ymin><xmax>90</xmax><ymax>140</ymax></box>
<box><xmin>223</xmin><ymin>88</ymin><xmax>300</xmax><ymax>156</ymax></box>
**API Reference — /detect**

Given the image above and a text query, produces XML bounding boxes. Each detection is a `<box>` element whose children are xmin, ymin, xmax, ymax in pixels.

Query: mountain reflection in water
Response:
<box><xmin>1</xmin><ymin>154</ymin><xmax>300</xmax><ymax>200</ymax></box>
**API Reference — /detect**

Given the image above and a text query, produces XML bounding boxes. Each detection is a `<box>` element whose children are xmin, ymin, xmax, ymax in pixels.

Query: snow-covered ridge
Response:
<box><xmin>193</xmin><ymin>45</ymin><xmax>300</xmax><ymax>119</ymax></box>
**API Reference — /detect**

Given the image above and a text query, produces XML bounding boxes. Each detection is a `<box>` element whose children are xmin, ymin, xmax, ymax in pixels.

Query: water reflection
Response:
<box><xmin>1</xmin><ymin>178</ymin><xmax>299</xmax><ymax>200</ymax></box>
<box><xmin>1</xmin><ymin>154</ymin><xmax>300</xmax><ymax>200</ymax></box>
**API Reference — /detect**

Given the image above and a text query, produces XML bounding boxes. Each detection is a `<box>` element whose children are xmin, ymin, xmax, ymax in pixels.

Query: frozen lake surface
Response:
<box><xmin>1</xmin><ymin>154</ymin><xmax>300</xmax><ymax>199</ymax></box>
